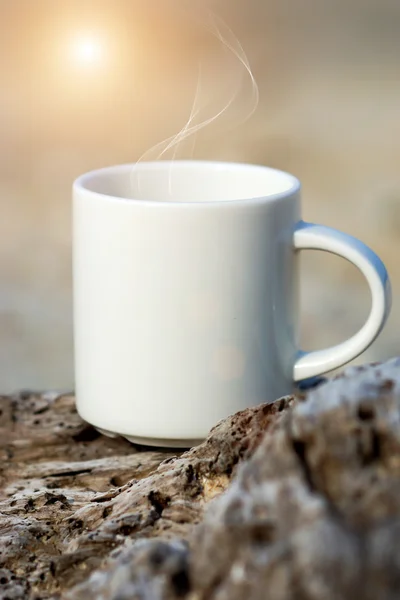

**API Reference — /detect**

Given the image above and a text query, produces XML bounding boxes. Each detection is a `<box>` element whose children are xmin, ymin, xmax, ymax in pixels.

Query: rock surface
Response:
<box><xmin>0</xmin><ymin>388</ymin><xmax>291</xmax><ymax>599</ymax></box>
<box><xmin>2</xmin><ymin>359</ymin><xmax>400</xmax><ymax>599</ymax></box>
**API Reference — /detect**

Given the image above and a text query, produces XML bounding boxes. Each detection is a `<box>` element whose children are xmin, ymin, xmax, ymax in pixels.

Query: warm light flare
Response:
<box><xmin>70</xmin><ymin>34</ymin><xmax>103</xmax><ymax>65</ymax></box>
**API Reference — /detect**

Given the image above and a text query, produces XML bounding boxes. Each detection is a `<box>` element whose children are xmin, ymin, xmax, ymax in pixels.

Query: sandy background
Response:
<box><xmin>1</xmin><ymin>0</ymin><xmax>400</xmax><ymax>392</ymax></box>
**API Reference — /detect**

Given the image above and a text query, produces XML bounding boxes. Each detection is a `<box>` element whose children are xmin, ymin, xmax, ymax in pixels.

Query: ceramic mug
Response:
<box><xmin>73</xmin><ymin>161</ymin><xmax>391</xmax><ymax>447</ymax></box>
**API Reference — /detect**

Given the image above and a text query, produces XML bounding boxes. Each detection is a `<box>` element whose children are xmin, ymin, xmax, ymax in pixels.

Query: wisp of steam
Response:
<box><xmin>131</xmin><ymin>7</ymin><xmax>259</xmax><ymax>198</ymax></box>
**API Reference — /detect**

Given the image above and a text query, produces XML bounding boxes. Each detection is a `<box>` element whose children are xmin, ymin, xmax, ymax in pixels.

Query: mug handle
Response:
<box><xmin>293</xmin><ymin>221</ymin><xmax>391</xmax><ymax>381</ymax></box>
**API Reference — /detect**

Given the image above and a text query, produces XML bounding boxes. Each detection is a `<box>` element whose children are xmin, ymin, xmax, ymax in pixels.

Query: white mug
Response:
<box><xmin>73</xmin><ymin>161</ymin><xmax>391</xmax><ymax>447</ymax></box>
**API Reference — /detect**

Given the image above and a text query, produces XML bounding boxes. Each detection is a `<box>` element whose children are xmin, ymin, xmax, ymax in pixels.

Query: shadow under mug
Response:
<box><xmin>73</xmin><ymin>161</ymin><xmax>391</xmax><ymax>447</ymax></box>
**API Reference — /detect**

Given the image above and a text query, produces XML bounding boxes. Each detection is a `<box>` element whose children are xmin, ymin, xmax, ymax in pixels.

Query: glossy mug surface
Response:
<box><xmin>73</xmin><ymin>161</ymin><xmax>391</xmax><ymax>447</ymax></box>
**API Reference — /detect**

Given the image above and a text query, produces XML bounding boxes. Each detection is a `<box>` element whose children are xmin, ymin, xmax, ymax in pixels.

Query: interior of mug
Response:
<box><xmin>75</xmin><ymin>161</ymin><xmax>299</xmax><ymax>203</ymax></box>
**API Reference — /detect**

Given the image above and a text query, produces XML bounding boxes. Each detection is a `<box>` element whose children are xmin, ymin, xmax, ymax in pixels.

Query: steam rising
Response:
<box><xmin>132</xmin><ymin>8</ymin><xmax>259</xmax><ymax>196</ymax></box>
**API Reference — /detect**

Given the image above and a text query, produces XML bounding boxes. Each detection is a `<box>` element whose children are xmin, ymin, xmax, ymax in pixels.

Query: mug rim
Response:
<box><xmin>73</xmin><ymin>160</ymin><xmax>301</xmax><ymax>207</ymax></box>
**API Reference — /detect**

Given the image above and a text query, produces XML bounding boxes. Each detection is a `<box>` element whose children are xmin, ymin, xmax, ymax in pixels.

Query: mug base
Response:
<box><xmin>95</xmin><ymin>427</ymin><xmax>203</xmax><ymax>449</ymax></box>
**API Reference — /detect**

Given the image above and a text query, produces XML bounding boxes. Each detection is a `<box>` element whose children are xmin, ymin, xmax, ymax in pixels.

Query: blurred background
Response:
<box><xmin>1</xmin><ymin>0</ymin><xmax>399</xmax><ymax>392</ymax></box>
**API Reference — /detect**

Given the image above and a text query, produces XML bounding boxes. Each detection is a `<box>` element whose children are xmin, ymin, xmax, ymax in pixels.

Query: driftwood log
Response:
<box><xmin>1</xmin><ymin>358</ymin><xmax>400</xmax><ymax>599</ymax></box>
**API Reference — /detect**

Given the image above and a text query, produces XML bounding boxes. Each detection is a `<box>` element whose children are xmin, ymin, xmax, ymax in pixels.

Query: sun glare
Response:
<box><xmin>71</xmin><ymin>35</ymin><xmax>103</xmax><ymax>65</ymax></box>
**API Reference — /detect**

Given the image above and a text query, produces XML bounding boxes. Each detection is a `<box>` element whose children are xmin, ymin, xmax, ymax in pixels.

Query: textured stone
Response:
<box><xmin>2</xmin><ymin>359</ymin><xmax>400</xmax><ymax>599</ymax></box>
<box><xmin>189</xmin><ymin>358</ymin><xmax>400</xmax><ymax>600</ymax></box>
<box><xmin>0</xmin><ymin>389</ymin><xmax>290</xmax><ymax>598</ymax></box>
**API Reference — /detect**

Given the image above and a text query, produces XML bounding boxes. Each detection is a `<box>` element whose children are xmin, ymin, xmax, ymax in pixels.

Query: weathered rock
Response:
<box><xmin>2</xmin><ymin>359</ymin><xmax>400</xmax><ymax>599</ymax></box>
<box><xmin>66</xmin><ymin>358</ymin><xmax>400</xmax><ymax>600</ymax></box>
<box><xmin>189</xmin><ymin>358</ymin><xmax>400</xmax><ymax>600</ymax></box>
<box><xmin>0</xmin><ymin>389</ymin><xmax>290</xmax><ymax>598</ymax></box>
